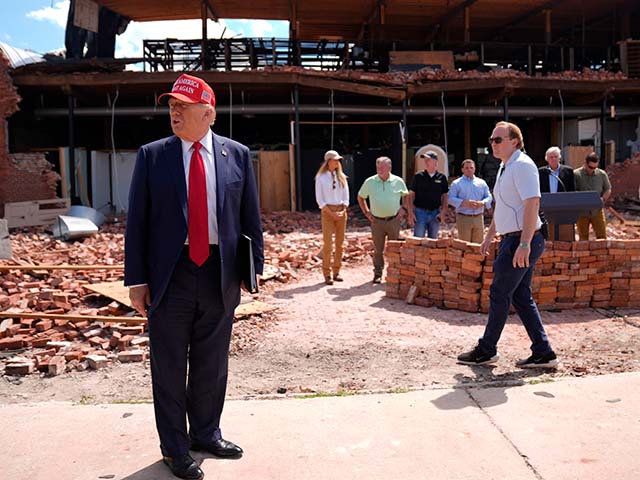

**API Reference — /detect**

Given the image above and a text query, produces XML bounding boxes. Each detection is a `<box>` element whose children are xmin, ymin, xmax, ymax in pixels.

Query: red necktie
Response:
<box><xmin>188</xmin><ymin>142</ymin><xmax>209</xmax><ymax>266</ymax></box>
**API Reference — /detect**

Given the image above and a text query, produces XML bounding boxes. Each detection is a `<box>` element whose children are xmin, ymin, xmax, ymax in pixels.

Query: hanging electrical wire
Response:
<box><xmin>229</xmin><ymin>84</ymin><xmax>233</xmax><ymax>139</ymax></box>
<box><xmin>111</xmin><ymin>87</ymin><xmax>124</xmax><ymax>212</ymax></box>
<box><xmin>440</xmin><ymin>91</ymin><xmax>448</xmax><ymax>155</ymax></box>
<box><xmin>330</xmin><ymin>89</ymin><xmax>335</xmax><ymax>150</ymax></box>
<box><xmin>558</xmin><ymin>89</ymin><xmax>565</xmax><ymax>149</ymax></box>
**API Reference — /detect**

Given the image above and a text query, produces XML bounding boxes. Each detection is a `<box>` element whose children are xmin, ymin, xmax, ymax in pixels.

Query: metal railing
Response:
<box><xmin>142</xmin><ymin>37</ymin><xmax>619</xmax><ymax>74</ymax></box>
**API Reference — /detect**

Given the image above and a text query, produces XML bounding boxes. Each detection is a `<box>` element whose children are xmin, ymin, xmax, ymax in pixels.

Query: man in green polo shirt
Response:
<box><xmin>357</xmin><ymin>156</ymin><xmax>409</xmax><ymax>283</ymax></box>
<box><xmin>574</xmin><ymin>152</ymin><xmax>611</xmax><ymax>240</ymax></box>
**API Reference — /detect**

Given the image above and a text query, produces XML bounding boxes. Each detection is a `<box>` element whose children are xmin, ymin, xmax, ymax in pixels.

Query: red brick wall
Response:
<box><xmin>0</xmin><ymin>50</ymin><xmax>58</xmax><ymax>216</ymax></box>
<box><xmin>385</xmin><ymin>237</ymin><xmax>640</xmax><ymax>312</ymax></box>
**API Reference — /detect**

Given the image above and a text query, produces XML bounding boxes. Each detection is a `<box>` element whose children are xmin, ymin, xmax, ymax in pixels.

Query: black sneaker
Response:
<box><xmin>457</xmin><ymin>345</ymin><xmax>499</xmax><ymax>365</ymax></box>
<box><xmin>516</xmin><ymin>351</ymin><xmax>558</xmax><ymax>369</ymax></box>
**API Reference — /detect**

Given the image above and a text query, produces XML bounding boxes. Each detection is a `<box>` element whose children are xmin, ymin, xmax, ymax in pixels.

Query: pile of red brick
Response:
<box><xmin>385</xmin><ymin>237</ymin><xmax>640</xmax><ymax>313</ymax></box>
<box><xmin>606</xmin><ymin>153</ymin><xmax>640</xmax><ymax>201</ymax></box>
<box><xmin>1</xmin><ymin>318</ymin><xmax>148</xmax><ymax>376</ymax></box>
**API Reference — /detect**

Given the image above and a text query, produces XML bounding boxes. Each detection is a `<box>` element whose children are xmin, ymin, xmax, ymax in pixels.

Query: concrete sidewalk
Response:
<box><xmin>2</xmin><ymin>372</ymin><xmax>639</xmax><ymax>480</ymax></box>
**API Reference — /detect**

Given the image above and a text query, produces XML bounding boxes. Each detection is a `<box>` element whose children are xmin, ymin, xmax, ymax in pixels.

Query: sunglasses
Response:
<box><xmin>419</xmin><ymin>154</ymin><xmax>437</xmax><ymax>160</ymax></box>
<box><xmin>488</xmin><ymin>136</ymin><xmax>507</xmax><ymax>145</ymax></box>
<box><xmin>586</xmin><ymin>163</ymin><xmax>598</xmax><ymax>170</ymax></box>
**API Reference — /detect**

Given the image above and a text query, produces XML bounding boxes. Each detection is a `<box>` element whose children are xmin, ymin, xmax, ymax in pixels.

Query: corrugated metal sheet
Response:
<box><xmin>0</xmin><ymin>42</ymin><xmax>44</xmax><ymax>69</ymax></box>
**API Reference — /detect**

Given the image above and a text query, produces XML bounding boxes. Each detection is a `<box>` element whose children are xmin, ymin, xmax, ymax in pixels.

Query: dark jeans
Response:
<box><xmin>149</xmin><ymin>246</ymin><xmax>233</xmax><ymax>456</ymax></box>
<box><xmin>478</xmin><ymin>232</ymin><xmax>553</xmax><ymax>356</ymax></box>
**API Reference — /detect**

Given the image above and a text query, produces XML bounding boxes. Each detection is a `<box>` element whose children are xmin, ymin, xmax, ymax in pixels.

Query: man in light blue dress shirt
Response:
<box><xmin>448</xmin><ymin>159</ymin><xmax>492</xmax><ymax>243</ymax></box>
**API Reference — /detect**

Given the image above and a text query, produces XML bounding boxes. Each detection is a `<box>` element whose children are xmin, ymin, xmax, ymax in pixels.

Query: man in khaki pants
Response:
<box><xmin>357</xmin><ymin>156</ymin><xmax>409</xmax><ymax>284</ymax></box>
<box><xmin>574</xmin><ymin>152</ymin><xmax>611</xmax><ymax>240</ymax></box>
<box><xmin>448</xmin><ymin>159</ymin><xmax>492</xmax><ymax>243</ymax></box>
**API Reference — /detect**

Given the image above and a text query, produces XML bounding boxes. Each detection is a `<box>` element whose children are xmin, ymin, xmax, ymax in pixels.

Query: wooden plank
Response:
<box><xmin>4</xmin><ymin>198</ymin><xmax>70</xmax><ymax>228</ymax></box>
<box><xmin>235</xmin><ymin>300</ymin><xmax>278</xmax><ymax>318</ymax></box>
<box><xmin>59</xmin><ymin>147</ymin><xmax>69</xmax><ymax>198</ymax></box>
<box><xmin>563</xmin><ymin>145</ymin><xmax>593</xmax><ymax>169</ymax></box>
<box><xmin>84</xmin><ymin>281</ymin><xmax>132</xmax><ymax>308</ymax></box>
<box><xmin>296</xmin><ymin>76</ymin><xmax>406</xmax><ymax>101</ymax></box>
<box><xmin>0</xmin><ymin>264</ymin><xmax>122</xmax><ymax>271</ymax></box>
<box><xmin>0</xmin><ymin>311</ymin><xmax>146</xmax><ymax>324</ymax></box>
<box><xmin>259</xmin><ymin>151</ymin><xmax>291</xmax><ymax>212</ymax></box>
<box><xmin>288</xmin><ymin>144</ymin><xmax>296</xmax><ymax>212</ymax></box>
<box><xmin>608</xmin><ymin>206</ymin><xmax>626</xmax><ymax>223</ymax></box>
<box><xmin>390</xmin><ymin>51</ymin><xmax>454</xmax><ymax>70</ymax></box>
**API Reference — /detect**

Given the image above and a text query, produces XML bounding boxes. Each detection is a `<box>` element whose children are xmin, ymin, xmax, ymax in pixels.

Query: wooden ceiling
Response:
<box><xmin>93</xmin><ymin>0</ymin><xmax>638</xmax><ymax>42</ymax></box>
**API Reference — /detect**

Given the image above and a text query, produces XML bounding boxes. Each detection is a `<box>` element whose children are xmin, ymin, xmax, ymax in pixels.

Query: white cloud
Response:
<box><xmin>3</xmin><ymin>33</ymin><xmax>11</xmax><ymax>41</ymax></box>
<box><xmin>27</xmin><ymin>0</ymin><xmax>69</xmax><ymax>29</ymax></box>
<box><xmin>116</xmin><ymin>19</ymin><xmax>235</xmax><ymax>60</ymax></box>
<box><xmin>247</xmin><ymin>20</ymin><xmax>274</xmax><ymax>38</ymax></box>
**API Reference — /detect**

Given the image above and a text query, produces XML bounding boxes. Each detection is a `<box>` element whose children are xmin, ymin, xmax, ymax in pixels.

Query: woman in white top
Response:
<box><xmin>315</xmin><ymin>150</ymin><xmax>350</xmax><ymax>285</ymax></box>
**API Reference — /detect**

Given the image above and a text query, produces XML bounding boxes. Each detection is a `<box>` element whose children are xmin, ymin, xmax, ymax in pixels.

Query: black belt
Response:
<box><xmin>502</xmin><ymin>229</ymin><xmax>541</xmax><ymax>238</ymax></box>
<box><xmin>373</xmin><ymin>215</ymin><xmax>397</xmax><ymax>221</ymax></box>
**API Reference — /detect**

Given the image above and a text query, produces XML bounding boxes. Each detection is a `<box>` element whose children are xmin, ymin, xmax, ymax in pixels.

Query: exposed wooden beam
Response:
<box><xmin>477</xmin><ymin>87</ymin><xmax>513</xmax><ymax>104</ymax></box>
<box><xmin>296</xmin><ymin>76</ymin><xmax>405</xmax><ymax>101</ymax></box>
<box><xmin>426</xmin><ymin>0</ymin><xmax>482</xmax><ymax>43</ymax></box>
<box><xmin>202</xmin><ymin>0</ymin><xmax>219</xmax><ymax>22</ymax></box>
<box><xmin>357</xmin><ymin>0</ymin><xmax>385</xmax><ymax>42</ymax></box>
<box><xmin>408</xmin><ymin>78</ymin><xmax>506</xmax><ymax>97</ymax></box>
<box><xmin>570</xmin><ymin>88</ymin><xmax>614</xmax><ymax>106</ymax></box>
<box><xmin>487</xmin><ymin>0</ymin><xmax>567</xmax><ymax>41</ymax></box>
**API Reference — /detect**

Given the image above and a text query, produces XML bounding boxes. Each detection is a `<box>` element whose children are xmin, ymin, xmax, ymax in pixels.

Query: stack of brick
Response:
<box><xmin>386</xmin><ymin>237</ymin><xmax>640</xmax><ymax>313</ymax></box>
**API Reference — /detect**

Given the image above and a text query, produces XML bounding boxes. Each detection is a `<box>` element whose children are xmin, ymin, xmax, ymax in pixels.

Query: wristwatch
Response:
<box><xmin>519</xmin><ymin>241</ymin><xmax>529</xmax><ymax>249</ymax></box>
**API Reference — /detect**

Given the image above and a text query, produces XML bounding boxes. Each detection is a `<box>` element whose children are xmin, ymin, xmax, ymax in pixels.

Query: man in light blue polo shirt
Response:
<box><xmin>448</xmin><ymin>159</ymin><xmax>492</xmax><ymax>243</ymax></box>
<box><xmin>457</xmin><ymin>121</ymin><xmax>558</xmax><ymax>369</ymax></box>
<box><xmin>357</xmin><ymin>156</ymin><xmax>409</xmax><ymax>284</ymax></box>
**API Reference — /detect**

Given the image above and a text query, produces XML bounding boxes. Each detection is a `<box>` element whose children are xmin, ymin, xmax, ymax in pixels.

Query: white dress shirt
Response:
<box><xmin>181</xmin><ymin>131</ymin><xmax>218</xmax><ymax>245</ymax></box>
<box><xmin>315</xmin><ymin>170</ymin><xmax>350</xmax><ymax>209</ymax></box>
<box><xmin>493</xmin><ymin>150</ymin><xmax>542</xmax><ymax>235</ymax></box>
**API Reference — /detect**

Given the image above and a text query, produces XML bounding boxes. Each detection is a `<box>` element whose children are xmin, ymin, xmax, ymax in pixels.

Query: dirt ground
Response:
<box><xmin>2</xmin><ymin>252</ymin><xmax>639</xmax><ymax>404</ymax></box>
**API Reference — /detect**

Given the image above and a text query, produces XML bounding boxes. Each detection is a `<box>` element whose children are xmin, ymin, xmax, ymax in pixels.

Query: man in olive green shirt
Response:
<box><xmin>357</xmin><ymin>156</ymin><xmax>409</xmax><ymax>283</ymax></box>
<box><xmin>574</xmin><ymin>152</ymin><xmax>611</xmax><ymax>240</ymax></box>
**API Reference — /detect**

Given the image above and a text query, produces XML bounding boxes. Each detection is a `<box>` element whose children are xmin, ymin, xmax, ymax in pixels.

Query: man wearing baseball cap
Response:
<box><xmin>125</xmin><ymin>73</ymin><xmax>263</xmax><ymax>480</ymax></box>
<box><xmin>406</xmin><ymin>147</ymin><xmax>449</xmax><ymax>239</ymax></box>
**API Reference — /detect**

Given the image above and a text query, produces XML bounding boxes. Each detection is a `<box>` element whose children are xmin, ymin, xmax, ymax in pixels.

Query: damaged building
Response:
<box><xmin>1</xmin><ymin>0</ymin><xmax>640</xmax><ymax>220</ymax></box>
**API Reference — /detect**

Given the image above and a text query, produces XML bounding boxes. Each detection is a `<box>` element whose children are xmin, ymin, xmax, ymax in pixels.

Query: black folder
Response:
<box><xmin>238</xmin><ymin>234</ymin><xmax>258</xmax><ymax>293</ymax></box>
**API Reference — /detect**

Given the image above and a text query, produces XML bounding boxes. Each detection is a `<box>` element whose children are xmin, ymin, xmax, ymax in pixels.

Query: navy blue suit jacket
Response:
<box><xmin>124</xmin><ymin>132</ymin><xmax>264</xmax><ymax>315</ymax></box>
<box><xmin>538</xmin><ymin>164</ymin><xmax>576</xmax><ymax>193</ymax></box>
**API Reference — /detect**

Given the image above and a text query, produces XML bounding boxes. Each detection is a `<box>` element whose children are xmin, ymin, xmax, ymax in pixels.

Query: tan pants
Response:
<box><xmin>455</xmin><ymin>213</ymin><xmax>484</xmax><ymax>243</ymax></box>
<box><xmin>371</xmin><ymin>216</ymin><xmax>401</xmax><ymax>276</ymax></box>
<box><xmin>321</xmin><ymin>205</ymin><xmax>347</xmax><ymax>277</ymax></box>
<box><xmin>576</xmin><ymin>208</ymin><xmax>607</xmax><ymax>240</ymax></box>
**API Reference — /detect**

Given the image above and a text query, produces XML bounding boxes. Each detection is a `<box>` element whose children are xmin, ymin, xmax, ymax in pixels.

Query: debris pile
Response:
<box><xmin>606</xmin><ymin>153</ymin><xmax>640</xmax><ymax>202</ymax></box>
<box><xmin>263</xmin><ymin>65</ymin><xmax>627</xmax><ymax>87</ymax></box>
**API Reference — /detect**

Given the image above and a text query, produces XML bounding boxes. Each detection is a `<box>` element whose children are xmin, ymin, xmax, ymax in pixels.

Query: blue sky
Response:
<box><xmin>0</xmin><ymin>1</ymin><xmax>289</xmax><ymax>57</ymax></box>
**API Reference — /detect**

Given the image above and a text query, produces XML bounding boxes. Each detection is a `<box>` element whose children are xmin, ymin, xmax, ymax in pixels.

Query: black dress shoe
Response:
<box><xmin>191</xmin><ymin>438</ymin><xmax>243</xmax><ymax>458</ymax></box>
<box><xmin>162</xmin><ymin>454</ymin><xmax>204</xmax><ymax>480</ymax></box>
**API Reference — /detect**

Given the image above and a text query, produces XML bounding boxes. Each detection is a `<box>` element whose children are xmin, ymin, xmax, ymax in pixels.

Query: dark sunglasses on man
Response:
<box><xmin>585</xmin><ymin>162</ymin><xmax>599</xmax><ymax>170</ymax></box>
<box><xmin>488</xmin><ymin>136</ymin><xmax>506</xmax><ymax>145</ymax></box>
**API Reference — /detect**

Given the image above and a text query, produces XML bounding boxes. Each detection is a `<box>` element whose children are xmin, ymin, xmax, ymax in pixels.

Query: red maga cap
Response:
<box><xmin>158</xmin><ymin>73</ymin><xmax>216</xmax><ymax>107</ymax></box>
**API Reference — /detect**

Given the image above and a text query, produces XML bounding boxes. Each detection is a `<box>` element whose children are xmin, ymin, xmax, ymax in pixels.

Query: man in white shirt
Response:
<box><xmin>457</xmin><ymin>121</ymin><xmax>558</xmax><ymax>369</ymax></box>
